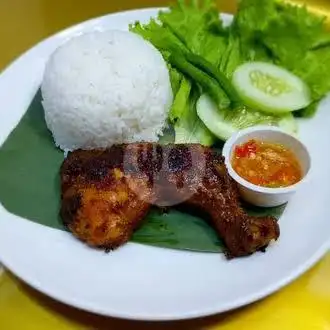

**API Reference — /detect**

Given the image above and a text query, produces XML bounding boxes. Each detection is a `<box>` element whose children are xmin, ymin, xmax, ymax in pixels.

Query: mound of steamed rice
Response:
<box><xmin>41</xmin><ymin>30</ymin><xmax>173</xmax><ymax>152</ymax></box>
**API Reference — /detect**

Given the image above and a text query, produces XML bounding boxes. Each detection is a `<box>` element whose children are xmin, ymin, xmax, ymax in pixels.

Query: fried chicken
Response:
<box><xmin>60</xmin><ymin>144</ymin><xmax>280</xmax><ymax>258</ymax></box>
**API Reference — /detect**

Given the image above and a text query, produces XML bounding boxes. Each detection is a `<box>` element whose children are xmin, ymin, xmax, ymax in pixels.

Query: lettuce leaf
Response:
<box><xmin>233</xmin><ymin>0</ymin><xmax>326</xmax><ymax>62</ymax></box>
<box><xmin>171</xmin><ymin>78</ymin><xmax>215</xmax><ymax>145</ymax></box>
<box><xmin>197</xmin><ymin>94</ymin><xmax>298</xmax><ymax>141</ymax></box>
<box><xmin>158</xmin><ymin>0</ymin><xmax>228</xmax><ymax>67</ymax></box>
<box><xmin>168</xmin><ymin>65</ymin><xmax>183</xmax><ymax>97</ymax></box>
<box><xmin>132</xmin><ymin>0</ymin><xmax>330</xmax><ymax>134</ymax></box>
<box><xmin>130</xmin><ymin>1</ymin><xmax>228</xmax><ymax>145</ymax></box>
<box><xmin>129</xmin><ymin>19</ymin><xmax>188</xmax><ymax>55</ymax></box>
<box><xmin>293</xmin><ymin>47</ymin><xmax>330</xmax><ymax>106</ymax></box>
<box><xmin>234</xmin><ymin>0</ymin><xmax>277</xmax><ymax>40</ymax></box>
<box><xmin>233</xmin><ymin>0</ymin><xmax>330</xmax><ymax>116</ymax></box>
<box><xmin>263</xmin><ymin>3</ymin><xmax>327</xmax><ymax>64</ymax></box>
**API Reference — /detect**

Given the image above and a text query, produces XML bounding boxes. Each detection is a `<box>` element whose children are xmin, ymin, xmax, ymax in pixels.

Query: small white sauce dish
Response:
<box><xmin>222</xmin><ymin>126</ymin><xmax>311</xmax><ymax>207</ymax></box>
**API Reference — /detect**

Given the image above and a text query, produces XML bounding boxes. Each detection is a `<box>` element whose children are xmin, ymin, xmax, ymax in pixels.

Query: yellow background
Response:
<box><xmin>1</xmin><ymin>0</ymin><xmax>330</xmax><ymax>329</ymax></box>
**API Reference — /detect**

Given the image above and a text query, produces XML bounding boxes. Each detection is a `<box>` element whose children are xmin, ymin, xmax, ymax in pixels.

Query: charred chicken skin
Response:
<box><xmin>60</xmin><ymin>143</ymin><xmax>280</xmax><ymax>258</ymax></box>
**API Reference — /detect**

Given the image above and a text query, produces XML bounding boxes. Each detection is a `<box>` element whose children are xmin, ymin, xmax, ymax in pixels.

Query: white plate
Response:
<box><xmin>0</xmin><ymin>9</ymin><xmax>329</xmax><ymax>321</ymax></box>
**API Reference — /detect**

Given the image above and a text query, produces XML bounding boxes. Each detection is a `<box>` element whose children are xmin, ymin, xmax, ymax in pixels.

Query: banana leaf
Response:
<box><xmin>0</xmin><ymin>91</ymin><xmax>285</xmax><ymax>253</ymax></box>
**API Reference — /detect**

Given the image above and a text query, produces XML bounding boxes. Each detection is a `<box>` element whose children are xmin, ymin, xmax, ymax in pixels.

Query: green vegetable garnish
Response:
<box><xmin>232</xmin><ymin>62</ymin><xmax>311</xmax><ymax>114</ymax></box>
<box><xmin>170</xmin><ymin>78</ymin><xmax>215</xmax><ymax>145</ymax></box>
<box><xmin>130</xmin><ymin>0</ymin><xmax>233</xmax><ymax>144</ymax></box>
<box><xmin>184</xmin><ymin>53</ymin><xmax>241</xmax><ymax>107</ymax></box>
<box><xmin>130</xmin><ymin>0</ymin><xmax>330</xmax><ymax>145</ymax></box>
<box><xmin>233</xmin><ymin>0</ymin><xmax>330</xmax><ymax>117</ymax></box>
<box><xmin>168</xmin><ymin>52</ymin><xmax>230</xmax><ymax>110</ymax></box>
<box><xmin>158</xmin><ymin>0</ymin><xmax>228</xmax><ymax>66</ymax></box>
<box><xmin>196</xmin><ymin>94</ymin><xmax>297</xmax><ymax>141</ymax></box>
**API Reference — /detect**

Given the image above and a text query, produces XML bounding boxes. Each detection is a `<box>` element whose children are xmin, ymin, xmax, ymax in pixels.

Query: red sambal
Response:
<box><xmin>232</xmin><ymin>139</ymin><xmax>302</xmax><ymax>188</ymax></box>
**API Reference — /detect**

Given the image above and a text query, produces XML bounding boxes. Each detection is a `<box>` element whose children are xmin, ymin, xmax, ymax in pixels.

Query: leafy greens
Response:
<box><xmin>130</xmin><ymin>0</ymin><xmax>330</xmax><ymax>145</ymax></box>
<box><xmin>233</xmin><ymin>0</ymin><xmax>330</xmax><ymax>117</ymax></box>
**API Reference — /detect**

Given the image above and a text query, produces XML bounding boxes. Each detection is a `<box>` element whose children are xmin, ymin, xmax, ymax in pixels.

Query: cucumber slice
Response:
<box><xmin>196</xmin><ymin>94</ymin><xmax>298</xmax><ymax>141</ymax></box>
<box><xmin>232</xmin><ymin>62</ymin><xmax>311</xmax><ymax>114</ymax></box>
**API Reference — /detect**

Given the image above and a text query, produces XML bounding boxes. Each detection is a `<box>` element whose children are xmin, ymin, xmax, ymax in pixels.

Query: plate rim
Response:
<box><xmin>2</xmin><ymin>223</ymin><xmax>329</xmax><ymax>321</ymax></box>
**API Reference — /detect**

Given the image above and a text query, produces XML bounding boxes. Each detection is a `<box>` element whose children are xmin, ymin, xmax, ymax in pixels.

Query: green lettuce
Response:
<box><xmin>131</xmin><ymin>0</ymin><xmax>330</xmax><ymax>144</ymax></box>
<box><xmin>158</xmin><ymin>0</ymin><xmax>228</xmax><ymax>67</ymax></box>
<box><xmin>130</xmin><ymin>1</ymin><xmax>229</xmax><ymax>144</ymax></box>
<box><xmin>129</xmin><ymin>19</ymin><xmax>188</xmax><ymax>56</ymax></box>
<box><xmin>171</xmin><ymin>78</ymin><xmax>215</xmax><ymax>145</ymax></box>
<box><xmin>233</xmin><ymin>0</ymin><xmax>330</xmax><ymax>117</ymax></box>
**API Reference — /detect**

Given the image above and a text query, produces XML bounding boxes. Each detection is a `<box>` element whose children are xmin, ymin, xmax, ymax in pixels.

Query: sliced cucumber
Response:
<box><xmin>232</xmin><ymin>62</ymin><xmax>311</xmax><ymax>114</ymax></box>
<box><xmin>196</xmin><ymin>94</ymin><xmax>298</xmax><ymax>141</ymax></box>
<box><xmin>175</xmin><ymin>125</ymin><xmax>215</xmax><ymax>146</ymax></box>
<box><xmin>196</xmin><ymin>95</ymin><xmax>236</xmax><ymax>141</ymax></box>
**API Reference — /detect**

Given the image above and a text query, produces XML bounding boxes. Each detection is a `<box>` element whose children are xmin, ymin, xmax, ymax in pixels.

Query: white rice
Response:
<box><xmin>41</xmin><ymin>30</ymin><xmax>173</xmax><ymax>152</ymax></box>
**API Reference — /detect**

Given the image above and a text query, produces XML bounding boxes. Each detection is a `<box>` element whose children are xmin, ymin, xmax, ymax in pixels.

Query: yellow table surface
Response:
<box><xmin>1</xmin><ymin>0</ymin><xmax>330</xmax><ymax>328</ymax></box>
